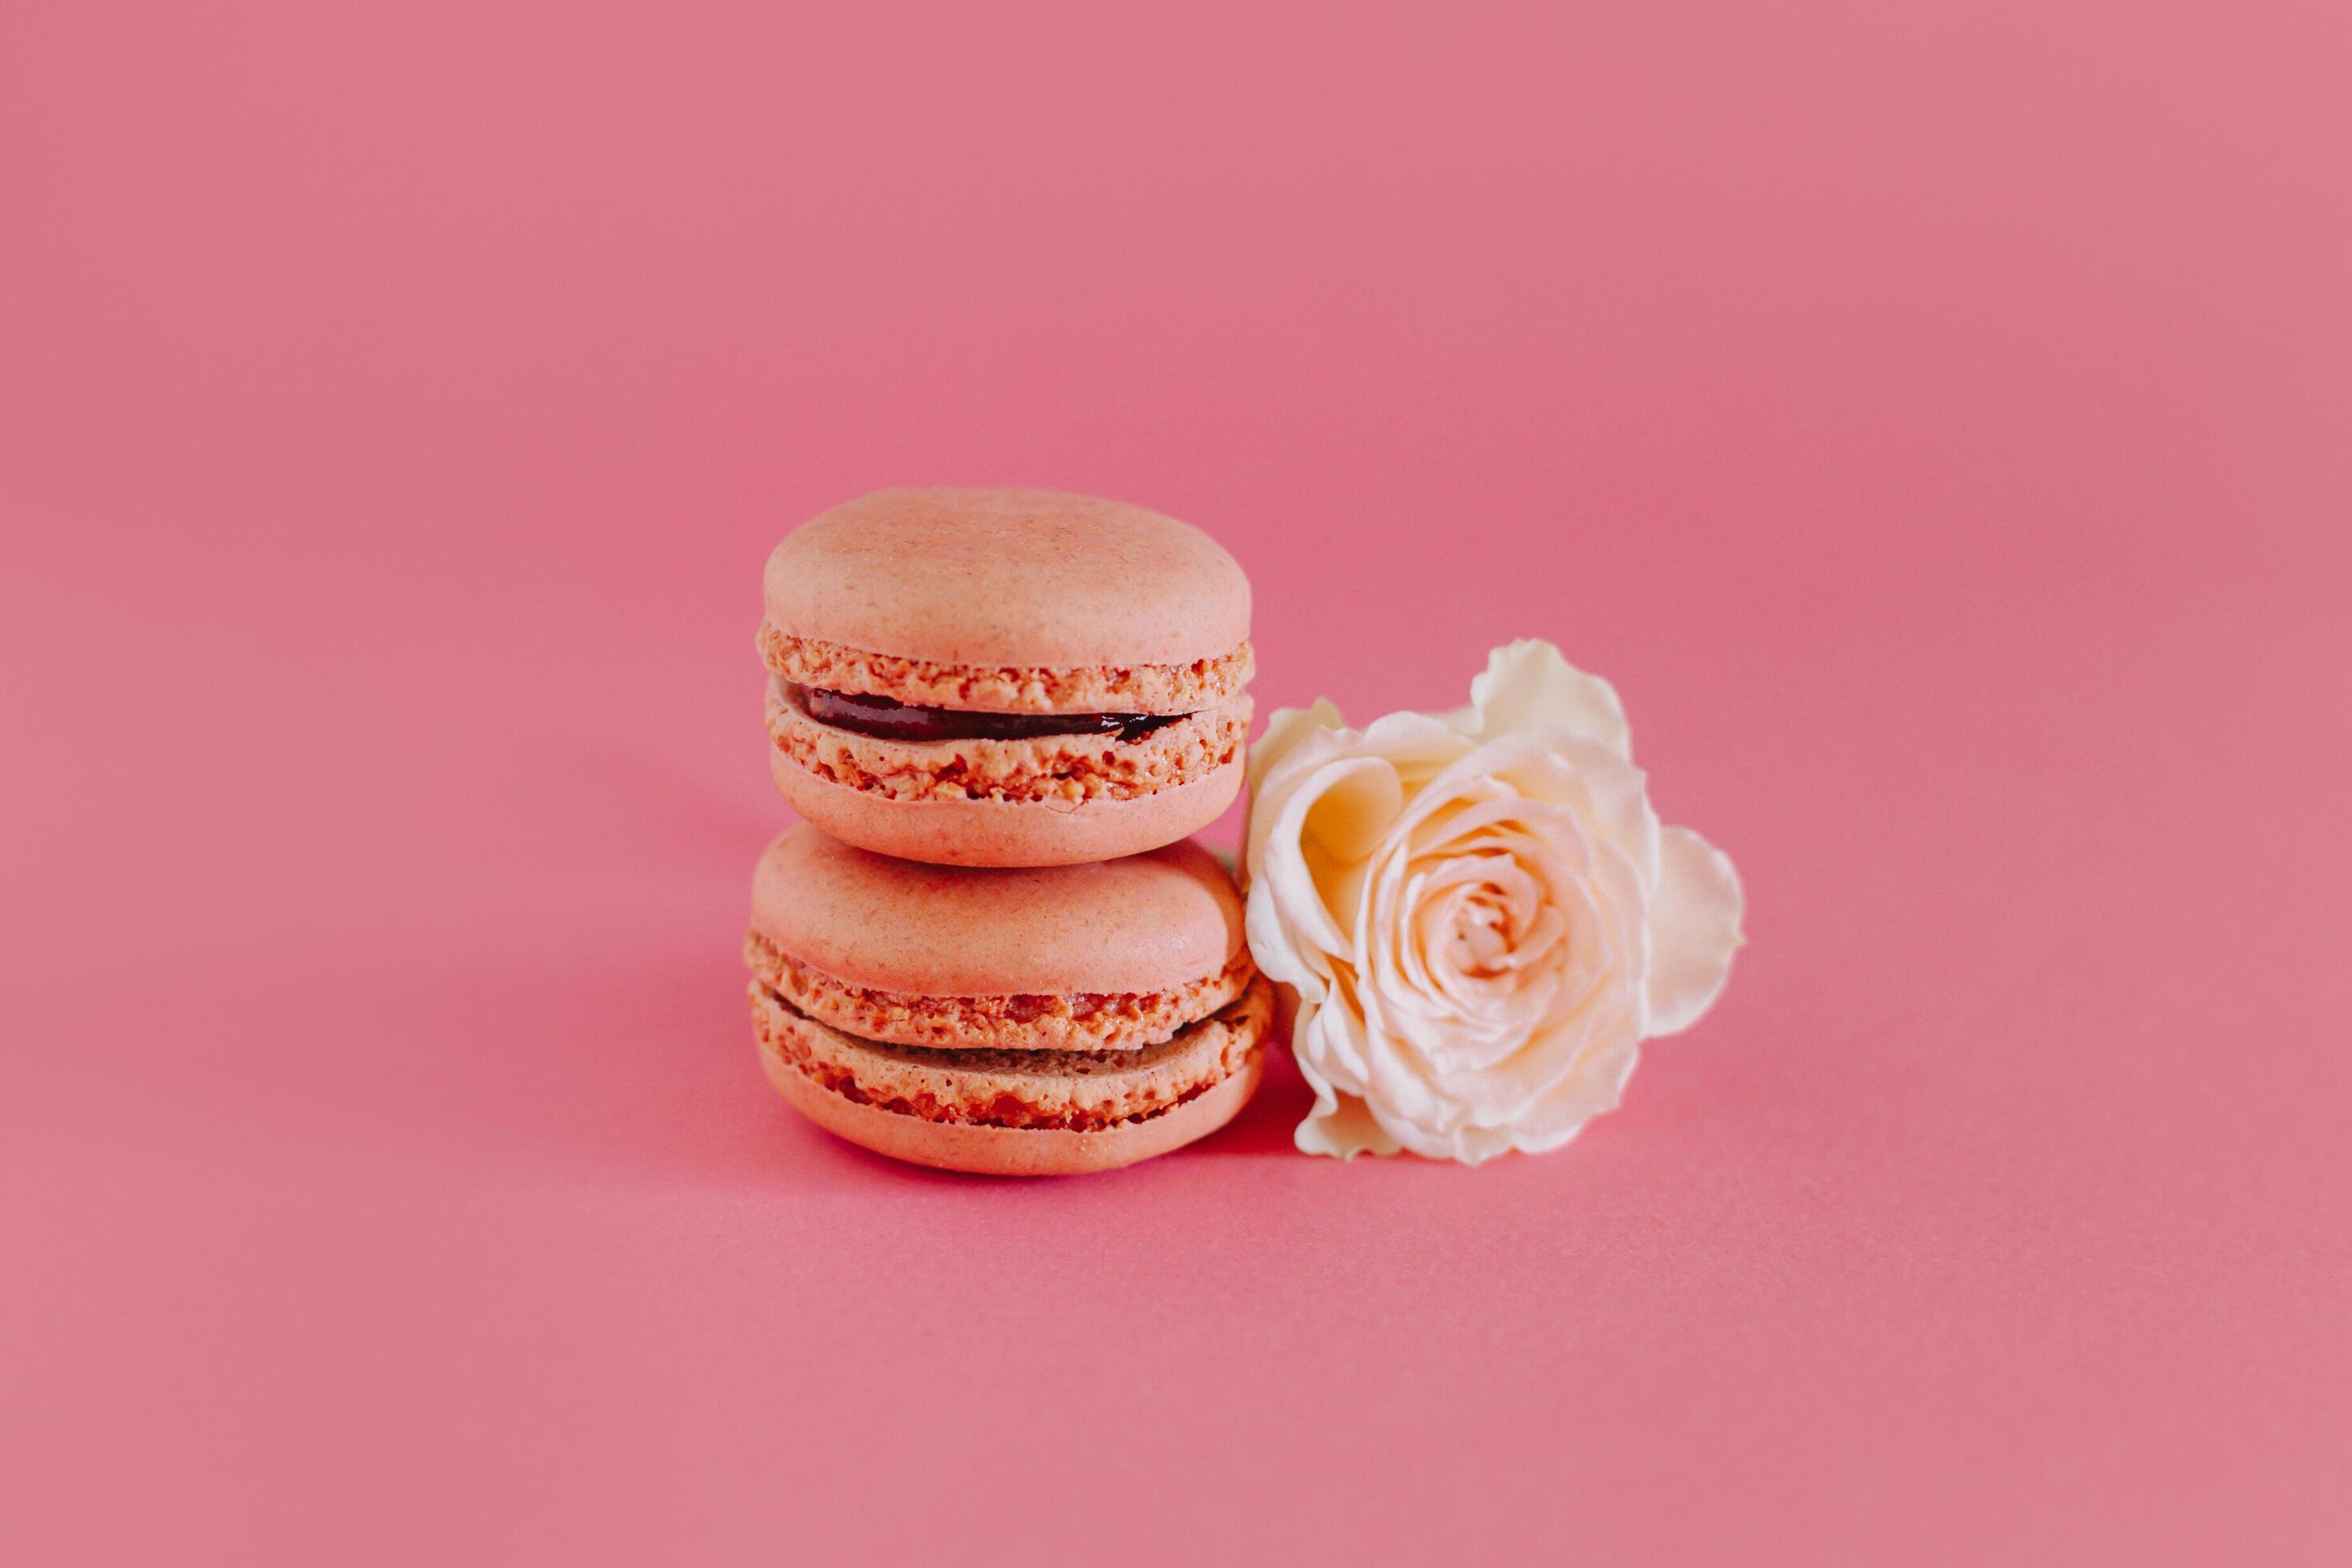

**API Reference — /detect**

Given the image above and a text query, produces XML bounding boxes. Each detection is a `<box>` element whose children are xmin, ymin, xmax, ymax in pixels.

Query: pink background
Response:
<box><xmin>5</xmin><ymin>2</ymin><xmax>2347</xmax><ymax>1562</ymax></box>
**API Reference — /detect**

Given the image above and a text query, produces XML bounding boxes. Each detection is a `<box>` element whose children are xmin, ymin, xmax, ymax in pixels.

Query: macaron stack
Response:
<box><xmin>746</xmin><ymin>489</ymin><xmax>1269</xmax><ymax>1174</ymax></box>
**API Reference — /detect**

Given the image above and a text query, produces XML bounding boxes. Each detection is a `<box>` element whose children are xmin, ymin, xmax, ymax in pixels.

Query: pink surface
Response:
<box><xmin>2</xmin><ymin>2</ymin><xmax>2346</xmax><ymax>1564</ymax></box>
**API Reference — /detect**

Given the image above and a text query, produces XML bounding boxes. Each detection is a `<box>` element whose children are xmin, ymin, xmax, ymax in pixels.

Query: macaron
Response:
<box><xmin>745</xmin><ymin>825</ymin><xmax>1269</xmax><ymax>1176</ymax></box>
<box><xmin>758</xmin><ymin>488</ymin><xmax>1253</xmax><ymax>866</ymax></box>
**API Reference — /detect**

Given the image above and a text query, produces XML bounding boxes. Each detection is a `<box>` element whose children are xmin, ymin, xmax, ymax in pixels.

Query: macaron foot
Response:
<box><xmin>751</xmin><ymin>975</ymin><xmax>1272</xmax><ymax>1176</ymax></box>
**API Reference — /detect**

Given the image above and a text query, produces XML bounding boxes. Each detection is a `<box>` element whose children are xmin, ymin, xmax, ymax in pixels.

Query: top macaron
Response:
<box><xmin>758</xmin><ymin>489</ymin><xmax>1254</xmax><ymax>866</ymax></box>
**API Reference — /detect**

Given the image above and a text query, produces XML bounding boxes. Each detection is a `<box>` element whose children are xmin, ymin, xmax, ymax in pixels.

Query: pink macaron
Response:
<box><xmin>758</xmin><ymin>488</ymin><xmax>1253</xmax><ymax>867</ymax></box>
<box><xmin>745</xmin><ymin>825</ymin><xmax>1269</xmax><ymax>1176</ymax></box>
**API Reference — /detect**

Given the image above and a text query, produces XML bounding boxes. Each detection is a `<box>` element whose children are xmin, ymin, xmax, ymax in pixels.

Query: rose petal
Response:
<box><xmin>1466</xmin><ymin>640</ymin><xmax>1632</xmax><ymax>759</ymax></box>
<box><xmin>1643</xmin><ymin>826</ymin><xmax>1745</xmax><ymax>1037</ymax></box>
<box><xmin>1504</xmin><ymin>1036</ymin><xmax>1642</xmax><ymax>1154</ymax></box>
<box><xmin>1244</xmin><ymin>719</ymin><xmax>1351</xmax><ymax>902</ymax></box>
<box><xmin>1302</xmin><ymin>757</ymin><xmax>1408</xmax><ymax>862</ymax></box>
<box><xmin>1246</xmin><ymin>697</ymin><xmax>1346</xmax><ymax>794</ymax></box>
<box><xmin>1430</xmin><ymin>1115</ymin><xmax>1519</xmax><ymax>1165</ymax></box>
<box><xmin>1291</xmin><ymin>1006</ymin><xmax>1404</xmax><ymax>1160</ymax></box>
<box><xmin>1247</xmin><ymin>750</ymin><xmax>1404</xmax><ymax>978</ymax></box>
<box><xmin>1295</xmin><ymin>1090</ymin><xmax>1404</xmax><ymax>1159</ymax></box>
<box><xmin>1490</xmin><ymin>738</ymin><xmax>1660</xmax><ymax>890</ymax></box>
<box><xmin>1356</xmin><ymin>709</ymin><xmax>1474</xmax><ymax>787</ymax></box>
<box><xmin>1300</xmin><ymin>983</ymin><xmax>1374</xmax><ymax>1095</ymax></box>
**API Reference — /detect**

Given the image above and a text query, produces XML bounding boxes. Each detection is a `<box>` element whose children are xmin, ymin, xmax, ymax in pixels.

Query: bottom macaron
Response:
<box><xmin>750</xmin><ymin>974</ymin><xmax>1271</xmax><ymax>1176</ymax></box>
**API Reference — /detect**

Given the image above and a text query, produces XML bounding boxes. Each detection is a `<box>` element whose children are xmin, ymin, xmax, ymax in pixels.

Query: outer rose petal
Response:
<box><xmin>1293</xmin><ymin>1001</ymin><xmax>1403</xmax><ymax>1158</ymax></box>
<box><xmin>1466</xmin><ymin>640</ymin><xmax>1631</xmax><ymax>759</ymax></box>
<box><xmin>1643</xmin><ymin>826</ymin><xmax>1746</xmax><ymax>1036</ymax></box>
<box><xmin>1295</xmin><ymin>1085</ymin><xmax>1404</xmax><ymax>1160</ymax></box>
<box><xmin>1246</xmin><ymin>698</ymin><xmax>1345</xmax><ymax>794</ymax></box>
<box><xmin>1243</xmin><ymin>721</ymin><xmax>1375</xmax><ymax>981</ymax></box>
<box><xmin>1249</xmin><ymin>749</ymin><xmax>1415</xmax><ymax>986</ymax></box>
<box><xmin>1503</xmin><ymin>1038</ymin><xmax>1642</xmax><ymax>1155</ymax></box>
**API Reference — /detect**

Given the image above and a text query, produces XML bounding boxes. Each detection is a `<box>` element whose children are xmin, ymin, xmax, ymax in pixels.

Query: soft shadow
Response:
<box><xmin>1194</xmin><ymin>1046</ymin><xmax>1311</xmax><ymax>1158</ymax></box>
<box><xmin>400</xmin><ymin>949</ymin><xmax>1310</xmax><ymax>1192</ymax></box>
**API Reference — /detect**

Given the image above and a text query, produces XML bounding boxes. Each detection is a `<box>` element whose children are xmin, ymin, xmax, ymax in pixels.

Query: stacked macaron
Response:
<box><xmin>746</xmin><ymin>489</ymin><xmax>1269</xmax><ymax>1175</ymax></box>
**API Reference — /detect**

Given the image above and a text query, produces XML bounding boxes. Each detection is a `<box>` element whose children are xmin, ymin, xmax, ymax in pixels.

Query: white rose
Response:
<box><xmin>1242</xmin><ymin>640</ymin><xmax>1745</xmax><ymax>1163</ymax></box>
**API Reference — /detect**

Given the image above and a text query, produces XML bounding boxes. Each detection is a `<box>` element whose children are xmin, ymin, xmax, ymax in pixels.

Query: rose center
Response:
<box><xmin>1449</xmin><ymin>893</ymin><xmax>1519</xmax><ymax>977</ymax></box>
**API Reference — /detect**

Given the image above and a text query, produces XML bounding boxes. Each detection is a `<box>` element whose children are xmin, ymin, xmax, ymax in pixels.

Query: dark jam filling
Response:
<box><xmin>790</xmin><ymin>685</ymin><xmax>1190</xmax><ymax>744</ymax></box>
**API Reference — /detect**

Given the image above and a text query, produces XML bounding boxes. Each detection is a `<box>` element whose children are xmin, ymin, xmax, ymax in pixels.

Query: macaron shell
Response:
<box><xmin>763</xmin><ymin>489</ymin><xmax>1250</xmax><ymax>670</ymax></box>
<box><xmin>750</xmin><ymin>823</ymin><xmax>1245</xmax><ymax>997</ymax></box>
<box><xmin>758</xmin><ymin>1035</ymin><xmax>1264</xmax><ymax>1177</ymax></box>
<box><xmin>769</xmin><ymin>745</ymin><xmax>1243</xmax><ymax>869</ymax></box>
